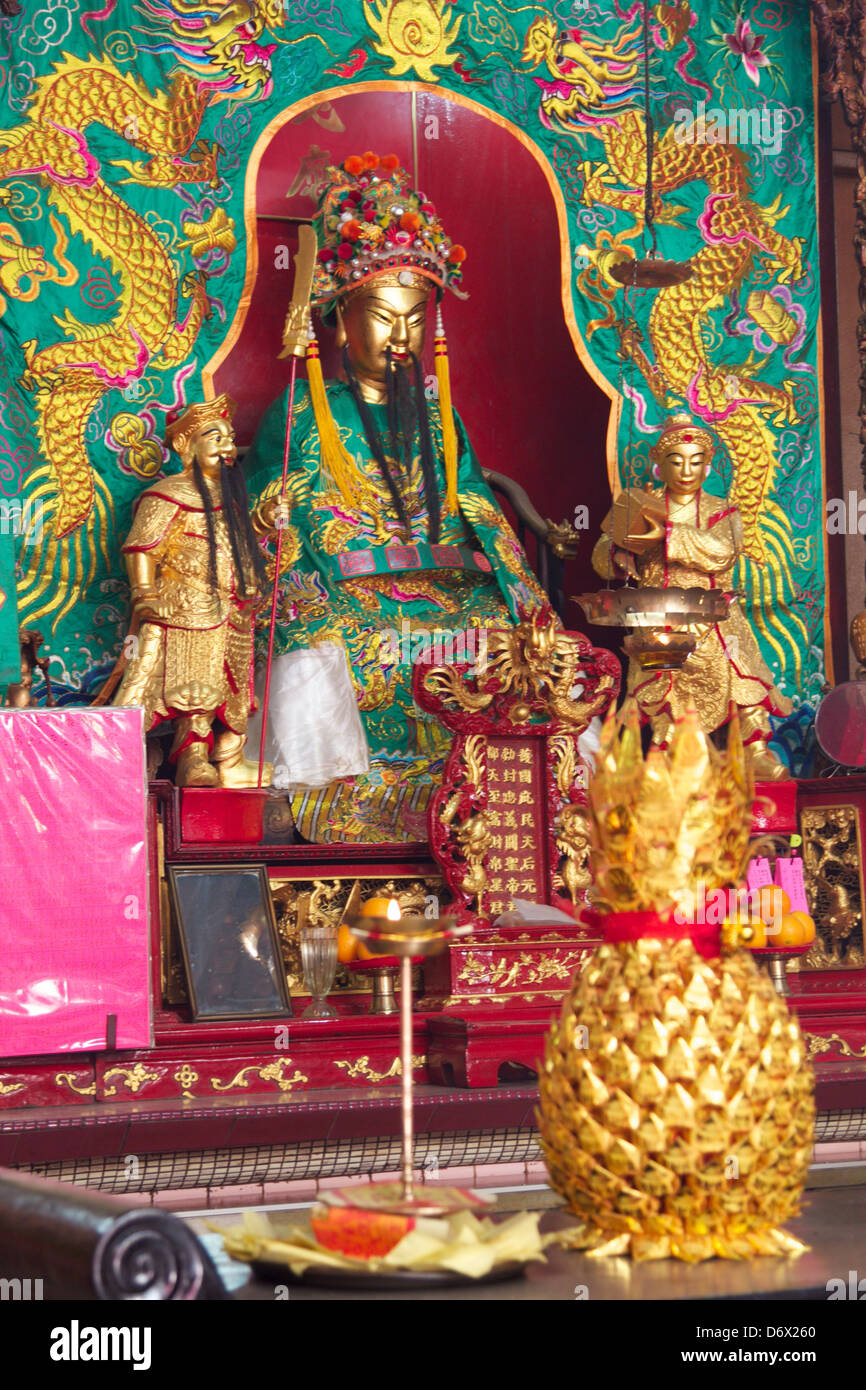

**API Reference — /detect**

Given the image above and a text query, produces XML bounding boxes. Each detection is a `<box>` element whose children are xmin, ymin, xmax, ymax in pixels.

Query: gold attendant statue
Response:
<box><xmin>115</xmin><ymin>396</ymin><xmax>273</xmax><ymax>789</ymax></box>
<box><xmin>592</xmin><ymin>412</ymin><xmax>792</xmax><ymax>780</ymax></box>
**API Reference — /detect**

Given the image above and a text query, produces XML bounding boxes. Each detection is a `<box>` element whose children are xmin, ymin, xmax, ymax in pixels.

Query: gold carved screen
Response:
<box><xmin>799</xmin><ymin>804</ymin><xmax>865</xmax><ymax>971</ymax></box>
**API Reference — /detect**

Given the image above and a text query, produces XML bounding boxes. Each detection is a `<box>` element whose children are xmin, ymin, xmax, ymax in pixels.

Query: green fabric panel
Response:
<box><xmin>0</xmin><ymin>1</ymin><xmax>825</xmax><ymax>707</ymax></box>
<box><xmin>0</xmin><ymin>528</ymin><xmax>20</xmax><ymax>686</ymax></box>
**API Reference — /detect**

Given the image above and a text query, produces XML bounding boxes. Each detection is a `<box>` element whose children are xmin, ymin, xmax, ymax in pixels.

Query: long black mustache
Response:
<box><xmin>192</xmin><ymin>455</ymin><xmax>267</xmax><ymax>599</ymax></box>
<box><xmin>342</xmin><ymin>346</ymin><xmax>441</xmax><ymax>543</ymax></box>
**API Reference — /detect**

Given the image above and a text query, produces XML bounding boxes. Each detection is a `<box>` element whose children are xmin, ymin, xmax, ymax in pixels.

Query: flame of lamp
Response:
<box><xmin>622</xmin><ymin>630</ymin><xmax>696</xmax><ymax>671</ymax></box>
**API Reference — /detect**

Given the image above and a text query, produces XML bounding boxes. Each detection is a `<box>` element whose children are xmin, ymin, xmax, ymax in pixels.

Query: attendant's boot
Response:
<box><xmin>739</xmin><ymin>706</ymin><xmax>790</xmax><ymax>782</ymax></box>
<box><xmin>170</xmin><ymin>716</ymin><xmax>218</xmax><ymax>788</ymax></box>
<box><xmin>212</xmin><ymin>727</ymin><xmax>272</xmax><ymax>788</ymax></box>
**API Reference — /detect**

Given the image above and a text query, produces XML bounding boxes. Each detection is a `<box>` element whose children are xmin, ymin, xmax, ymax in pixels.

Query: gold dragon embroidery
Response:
<box><xmin>523</xmin><ymin>13</ymin><xmax>809</xmax><ymax>681</ymax></box>
<box><xmin>0</xmin><ymin>54</ymin><xmax>222</xmax><ymax>630</ymax></box>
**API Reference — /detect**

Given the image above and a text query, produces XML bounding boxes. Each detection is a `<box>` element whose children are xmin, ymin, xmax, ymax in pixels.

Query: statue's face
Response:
<box><xmin>340</xmin><ymin>281</ymin><xmax>432</xmax><ymax>381</ymax></box>
<box><xmin>657</xmin><ymin>440</ymin><xmax>709</xmax><ymax>499</ymax></box>
<box><xmin>190</xmin><ymin>418</ymin><xmax>236</xmax><ymax>475</ymax></box>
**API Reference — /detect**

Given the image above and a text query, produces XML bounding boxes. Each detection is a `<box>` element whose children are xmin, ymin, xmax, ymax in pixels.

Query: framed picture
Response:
<box><xmin>168</xmin><ymin>865</ymin><xmax>292</xmax><ymax>1021</ymax></box>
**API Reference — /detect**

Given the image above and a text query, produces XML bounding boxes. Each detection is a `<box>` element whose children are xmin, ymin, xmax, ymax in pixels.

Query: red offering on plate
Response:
<box><xmin>311</xmin><ymin>1206</ymin><xmax>413</xmax><ymax>1258</ymax></box>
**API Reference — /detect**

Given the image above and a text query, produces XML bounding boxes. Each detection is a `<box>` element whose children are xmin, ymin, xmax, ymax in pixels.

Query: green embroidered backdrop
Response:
<box><xmin>0</xmin><ymin>0</ymin><xmax>825</xmax><ymax>715</ymax></box>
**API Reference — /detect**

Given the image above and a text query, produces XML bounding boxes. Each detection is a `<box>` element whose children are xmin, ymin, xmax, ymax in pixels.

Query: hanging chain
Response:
<box><xmin>643</xmin><ymin>0</ymin><xmax>657</xmax><ymax>260</ymax></box>
<box><xmin>623</xmin><ymin>282</ymin><xmax>640</xmax><ymax>588</ymax></box>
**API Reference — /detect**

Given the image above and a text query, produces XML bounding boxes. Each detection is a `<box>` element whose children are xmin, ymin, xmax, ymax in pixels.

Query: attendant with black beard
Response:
<box><xmin>115</xmin><ymin>395</ymin><xmax>273</xmax><ymax>788</ymax></box>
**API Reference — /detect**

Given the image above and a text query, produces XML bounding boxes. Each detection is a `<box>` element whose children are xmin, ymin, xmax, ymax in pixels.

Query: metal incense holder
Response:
<box><xmin>577</xmin><ymin>587</ymin><xmax>731</xmax><ymax>671</ymax></box>
<box><xmin>347</xmin><ymin>908</ymin><xmax>475</xmax><ymax>1216</ymax></box>
<box><xmin>576</xmin><ymin>587</ymin><xmax>730</xmax><ymax>629</ymax></box>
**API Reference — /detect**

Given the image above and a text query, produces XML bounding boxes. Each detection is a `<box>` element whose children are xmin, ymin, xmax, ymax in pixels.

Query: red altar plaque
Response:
<box><xmin>414</xmin><ymin>613</ymin><xmax>620</xmax><ymax>924</ymax></box>
<box><xmin>0</xmin><ymin>708</ymin><xmax>151</xmax><ymax>1057</ymax></box>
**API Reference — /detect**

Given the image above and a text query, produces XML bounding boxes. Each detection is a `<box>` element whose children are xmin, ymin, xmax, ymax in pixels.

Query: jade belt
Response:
<box><xmin>331</xmin><ymin>542</ymin><xmax>493</xmax><ymax>582</ymax></box>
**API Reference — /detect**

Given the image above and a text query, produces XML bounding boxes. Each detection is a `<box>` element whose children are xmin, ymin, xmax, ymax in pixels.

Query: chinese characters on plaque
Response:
<box><xmin>485</xmin><ymin>738</ymin><xmax>546</xmax><ymax>920</ymax></box>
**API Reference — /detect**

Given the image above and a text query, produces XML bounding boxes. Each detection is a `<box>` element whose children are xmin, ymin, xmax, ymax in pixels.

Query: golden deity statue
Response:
<box><xmin>591</xmin><ymin>412</ymin><xmax>792</xmax><ymax>780</ymax></box>
<box><xmin>115</xmin><ymin>396</ymin><xmax>272</xmax><ymax>789</ymax></box>
<box><xmin>244</xmin><ymin>151</ymin><xmax>563</xmax><ymax>843</ymax></box>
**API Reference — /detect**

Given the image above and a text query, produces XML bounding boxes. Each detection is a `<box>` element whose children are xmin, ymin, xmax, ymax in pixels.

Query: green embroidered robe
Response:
<box><xmin>245</xmin><ymin>379</ymin><xmax>547</xmax><ymax>843</ymax></box>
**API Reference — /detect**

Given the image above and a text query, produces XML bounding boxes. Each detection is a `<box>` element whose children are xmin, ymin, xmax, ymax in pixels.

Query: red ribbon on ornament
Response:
<box><xmin>581</xmin><ymin>908</ymin><xmax>721</xmax><ymax>960</ymax></box>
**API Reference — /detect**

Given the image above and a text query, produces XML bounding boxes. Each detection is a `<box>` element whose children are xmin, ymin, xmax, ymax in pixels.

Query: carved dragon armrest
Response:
<box><xmin>482</xmin><ymin>469</ymin><xmax>580</xmax><ymax>557</ymax></box>
<box><xmin>482</xmin><ymin>469</ymin><xmax>549</xmax><ymax>540</ymax></box>
<box><xmin>482</xmin><ymin>469</ymin><xmax>581</xmax><ymax>616</ymax></box>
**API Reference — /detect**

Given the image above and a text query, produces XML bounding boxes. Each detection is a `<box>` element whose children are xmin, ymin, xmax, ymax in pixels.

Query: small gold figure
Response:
<box><xmin>115</xmin><ymin>395</ymin><xmax>272</xmax><ymax>788</ymax></box>
<box><xmin>592</xmin><ymin>412</ymin><xmax>793</xmax><ymax>780</ymax></box>
<box><xmin>4</xmin><ymin>627</ymin><xmax>53</xmax><ymax>707</ymax></box>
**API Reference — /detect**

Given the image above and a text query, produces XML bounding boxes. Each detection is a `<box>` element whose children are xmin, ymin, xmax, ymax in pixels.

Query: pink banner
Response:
<box><xmin>0</xmin><ymin>708</ymin><xmax>150</xmax><ymax>1057</ymax></box>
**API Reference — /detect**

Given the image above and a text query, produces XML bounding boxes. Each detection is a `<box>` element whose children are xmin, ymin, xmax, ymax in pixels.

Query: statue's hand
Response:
<box><xmin>623</xmin><ymin>518</ymin><xmax>665</xmax><ymax>554</ymax></box>
<box><xmin>639</xmin><ymin>498</ymin><xmax>667</xmax><ymax>527</ymax></box>
<box><xmin>252</xmin><ymin>495</ymin><xmax>291</xmax><ymax>537</ymax></box>
<box><xmin>131</xmin><ymin>588</ymin><xmax>160</xmax><ymax>626</ymax></box>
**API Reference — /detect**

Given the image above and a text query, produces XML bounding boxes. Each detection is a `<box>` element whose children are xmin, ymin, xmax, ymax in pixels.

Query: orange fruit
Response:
<box><xmin>359</xmin><ymin>896</ymin><xmax>395</xmax><ymax>918</ymax></box>
<box><xmin>354</xmin><ymin>896</ymin><xmax>399</xmax><ymax>960</ymax></box>
<box><xmin>785</xmin><ymin>910</ymin><xmax>816</xmax><ymax>945</ymax></box>
<box><xmin>730</xmin><ymin>918</ymin><xmax>767</xmax><ymax>949</ymax></box>
<box><xmin>337</xmin><ymin>922</ymin><xmax>359</xmax><ymax>964</ymax></box>
<box><xmin>757</xmin><ymin>885</ymin><xmax>791</xmax><ymax>927</ymax></box>
<box><xmin>775</xmin><ymin>913</ymin><xmax>808</xmax><ymax>947</ymax></box>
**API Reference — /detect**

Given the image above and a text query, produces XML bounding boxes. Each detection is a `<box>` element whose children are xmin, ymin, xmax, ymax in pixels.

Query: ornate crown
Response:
<box><xmin>311</xmin><ymin>151</ymin><xmax>466</xmax><ymax>309</ymax></box>
<box><xmin>587</xmin><ymin>702</ymin><xmax>753</xmax><ymax>915</ymax></box>
<box><xmin>652</xmin><ymin>411</ymin><xmax>715</xmax><ymax>459</ymax></box>
<box><xmin>165</xmin><ymin>394</ymin><xmax>236</xmax><ymax>460</ymax></box>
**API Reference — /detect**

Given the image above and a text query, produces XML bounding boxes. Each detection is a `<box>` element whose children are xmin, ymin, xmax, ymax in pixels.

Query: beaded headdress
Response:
<box><xmin>302</xmin><ymin>154</ymin><xmax>463</xmax><ymax>514</ymax></box>
<box><xmin>311</xmin><ymin>151</ymin><xmax>466</xmax><ymax>311</ymax></box>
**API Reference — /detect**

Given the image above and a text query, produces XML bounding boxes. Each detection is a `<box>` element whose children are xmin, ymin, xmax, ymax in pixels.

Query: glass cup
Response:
<box><xmin>300</xmin><ymin>924</ymin><xmax>339</xmax><ymax>1019</ymax></box>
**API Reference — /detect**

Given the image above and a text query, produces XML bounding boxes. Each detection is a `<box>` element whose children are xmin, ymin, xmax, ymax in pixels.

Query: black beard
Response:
<box><xmin>191</xmin><ymin>456</ymin><xmax>267</xmax><ymax>599</ymax></box>
<box><xmin>342</xmin><ymin>346</ymin><xmax>441</xmax><ymax>543</ymax></box>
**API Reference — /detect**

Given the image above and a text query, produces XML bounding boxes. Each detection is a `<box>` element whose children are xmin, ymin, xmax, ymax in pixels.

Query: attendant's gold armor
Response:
<box><xmin>116</xmin><ymin>397</ymin><xmax>272</xmax><ymax>789</ymax></box>
<box><xmin>592</xmin><ymin>413</ymin><xmax>793</xmax><ymax>780</ymax></box>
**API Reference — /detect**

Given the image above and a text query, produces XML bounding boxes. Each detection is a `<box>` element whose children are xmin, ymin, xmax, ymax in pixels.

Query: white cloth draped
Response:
<box><xmin>247</xmin><ymin>644</ymin><xmax>370</xmax><ymax>790</ymax></box>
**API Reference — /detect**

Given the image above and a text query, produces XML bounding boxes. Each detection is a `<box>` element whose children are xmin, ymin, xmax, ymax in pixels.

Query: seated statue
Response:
<box><xmin>246</xmin><ymin>151</ymin><xmax>556</xmax><ymax>843</ymax></box>
<box><xmin>591</xmin><ymin>412</ymin><xmax>792</xmax><ymax>780</ymax></box>
<box><xmin>115</xmin><ymin>396</ymin><xmax>272</xmax><ymax>789</ymax></box>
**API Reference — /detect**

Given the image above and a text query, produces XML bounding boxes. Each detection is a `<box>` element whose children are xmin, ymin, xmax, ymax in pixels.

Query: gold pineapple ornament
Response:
<box><xmin>538</xmin><ymin>705</ymin><xmax>815</xmax><ymax>1261</ymax></box>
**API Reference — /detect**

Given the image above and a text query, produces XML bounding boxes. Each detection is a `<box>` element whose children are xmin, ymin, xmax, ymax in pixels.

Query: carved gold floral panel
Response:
<box><xmin>799</xmin><ymin>805</ymin><xmax>865</xmax><ymax>971</ymax></box>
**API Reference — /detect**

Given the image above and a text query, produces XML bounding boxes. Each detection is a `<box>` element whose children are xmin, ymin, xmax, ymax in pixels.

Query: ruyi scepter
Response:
<box><xmin>257</xmin><ymin>224</ymin><xmax>317</xmax><ymax>788</ymax></box>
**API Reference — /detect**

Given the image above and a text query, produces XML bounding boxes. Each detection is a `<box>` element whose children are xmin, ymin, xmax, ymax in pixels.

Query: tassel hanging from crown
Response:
<box><xmin>434</xmin><ymin>304</ymin><xmax>458</xmax><ymax>514</ymax></box>
<box><xmin>305</xmin><ymin>321</ymin><xmax>364</xmax><ymax>509</ymax></box>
